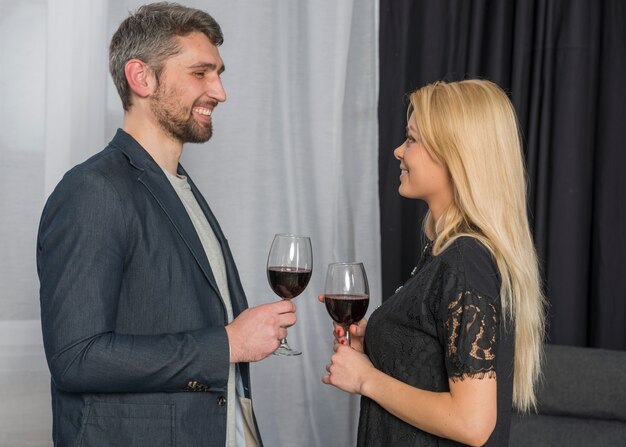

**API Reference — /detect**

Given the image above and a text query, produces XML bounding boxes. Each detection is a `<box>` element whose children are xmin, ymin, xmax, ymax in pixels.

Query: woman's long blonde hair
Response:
<box><xmin>409</xmin><ymin>79</ymin><xmax>546</xmax><ymax>412</ymax></box>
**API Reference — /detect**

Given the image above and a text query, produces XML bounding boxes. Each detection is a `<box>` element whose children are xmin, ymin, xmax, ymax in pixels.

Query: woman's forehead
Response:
<box><xmin>407</xmin><ymin>112</ymin><xmax>418</xmax><ymax>133</ymax></box>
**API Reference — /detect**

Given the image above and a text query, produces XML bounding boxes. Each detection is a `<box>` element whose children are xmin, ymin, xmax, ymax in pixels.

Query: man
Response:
<box><xmin>37</xmin><ymin>3</ymin><xmax>294</xmax><ymax>446</ymax></box>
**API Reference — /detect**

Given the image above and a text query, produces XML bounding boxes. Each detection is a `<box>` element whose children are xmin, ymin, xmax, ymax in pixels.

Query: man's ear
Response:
<box><xmin>125</xmin><ymin>59</ymin><xmax>157</xmax><ymax>98</ymax></box>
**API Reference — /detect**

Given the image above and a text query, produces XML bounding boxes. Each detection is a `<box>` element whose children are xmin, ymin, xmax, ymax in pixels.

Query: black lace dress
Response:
<box><xmin>357</xmin><ymin>237</ymin><xmax>514</xmax><ymax>446</ymax></box>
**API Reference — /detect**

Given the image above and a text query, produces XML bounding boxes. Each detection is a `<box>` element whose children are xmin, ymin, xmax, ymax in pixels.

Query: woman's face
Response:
<box><xmin>393</xmin><ymin>112</ymin><xmax>453</xmax><ymax>212</ymax></box>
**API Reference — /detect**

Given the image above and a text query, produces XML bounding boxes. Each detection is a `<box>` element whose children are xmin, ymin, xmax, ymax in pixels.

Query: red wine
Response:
<box><xmin>324</xmin><ymin>294</ymin><xmax>369</xmax><ymax>326</ymax></box>
<box><xmin>268</xmin><ymin>267</ymin><xmax>312</xmax><ymax>299</ymax></box>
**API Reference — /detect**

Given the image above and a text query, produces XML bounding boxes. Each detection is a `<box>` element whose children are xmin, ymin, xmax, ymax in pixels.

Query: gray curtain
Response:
<box><xmin>0</xmin><ymin>1</ymin><xmax>380</xmax><ymax>446</ymax></box>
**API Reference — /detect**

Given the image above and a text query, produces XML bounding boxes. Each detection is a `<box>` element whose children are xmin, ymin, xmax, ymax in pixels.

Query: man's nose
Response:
<box><xmin>208</xmin><ymin>77</ymin><xmax>227</xmax><ymax>103</ymax></box>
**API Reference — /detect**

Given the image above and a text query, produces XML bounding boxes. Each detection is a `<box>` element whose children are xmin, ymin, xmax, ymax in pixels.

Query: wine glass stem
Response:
<box><xmin>344</xmin><ymin>327</ymin><xmax>351</xmax><ymax>347</ymax></box>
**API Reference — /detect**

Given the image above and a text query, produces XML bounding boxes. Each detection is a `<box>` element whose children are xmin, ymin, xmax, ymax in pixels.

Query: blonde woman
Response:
<box><xmin>321</xmin><ymin>79</ymin><xmax>546</xmax><ymax>446</ymax></box>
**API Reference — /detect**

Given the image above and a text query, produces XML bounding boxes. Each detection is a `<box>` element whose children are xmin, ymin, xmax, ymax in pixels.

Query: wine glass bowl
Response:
<box><xmin>267</xmin><ymin>234</ymin><xmax>312</xmax><ymax>356</ymax></box>
<box><xmin>323</xmin><ymin>262</ymin><xmax>369</xmax><ymax>347</ymax></box>
<box><xmin>267</xmin><ymin>266</ymin><xmax>311</xmax><ymax>299</ymax></box>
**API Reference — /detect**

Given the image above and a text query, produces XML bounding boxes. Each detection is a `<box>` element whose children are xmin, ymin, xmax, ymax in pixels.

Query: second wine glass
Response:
<box><xmin>323</xmin><ymin>262</ymin><xmax>369</xmax><ymax>347</ymax></box>
<box><xmin>266</xmin><ymin>234</ymin><xmax>312</xmax><ymax>356</ymax></box>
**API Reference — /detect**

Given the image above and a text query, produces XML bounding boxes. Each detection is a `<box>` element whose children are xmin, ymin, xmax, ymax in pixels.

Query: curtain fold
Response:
<box><xmin>45</xmin><ymin>0</ymin><xmax>109</xmax><ymax>195</ymax></box>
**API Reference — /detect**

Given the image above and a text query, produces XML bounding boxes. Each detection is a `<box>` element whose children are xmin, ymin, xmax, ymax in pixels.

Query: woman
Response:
<box><xmin>321</xmin><ymin>79</ymin><xmax>546</xmax><ymax>446</ymax></box>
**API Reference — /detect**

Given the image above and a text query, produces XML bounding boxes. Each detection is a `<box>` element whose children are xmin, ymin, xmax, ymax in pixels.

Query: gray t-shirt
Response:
<box><xmin>163</xmin><ymin>168</ymin><xmax>245</xmax><ymax>447</ymax></box>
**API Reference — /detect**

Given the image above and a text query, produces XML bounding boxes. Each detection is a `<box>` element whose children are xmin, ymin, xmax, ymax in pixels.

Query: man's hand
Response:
<box><xmin>225</xmin><ymin>300</ymin><xmax>297</xmax><ymax>362</ymax></box>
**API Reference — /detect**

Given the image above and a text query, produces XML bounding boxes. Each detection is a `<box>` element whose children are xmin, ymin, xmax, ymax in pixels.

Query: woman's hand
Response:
<box><xmin>321</xmin><ymin>344</ymin><xmax>376</xmax><ymax>395</ymax></box>
<box><xmin>318</xmin><ymin>294</ymin><xmax>368</xmax><ymax>353</ymax></box>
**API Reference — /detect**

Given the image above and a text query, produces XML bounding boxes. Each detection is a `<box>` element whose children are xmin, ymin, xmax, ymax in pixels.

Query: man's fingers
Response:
<box><xmin>275</xmin><ymin>299</ymin><xmax>296</xmax><ymax>313</ymax></box>
<box><xmin>277</xmin><ymin>311</ymin><xmax>297</xmax><ymax>328</ymax></box>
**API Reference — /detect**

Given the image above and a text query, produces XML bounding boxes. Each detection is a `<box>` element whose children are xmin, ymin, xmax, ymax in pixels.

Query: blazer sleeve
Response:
<box><xmin>37</xmin><ymin>167</ymin><xmax>230</xmax><ymax>393</ymax></box>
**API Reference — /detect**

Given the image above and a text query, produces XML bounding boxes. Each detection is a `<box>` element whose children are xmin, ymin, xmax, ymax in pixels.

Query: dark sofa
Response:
<box><xmin>510</xmin><ymin>344</ymin><xmax>626</xmax><ymax>446</ymax></box>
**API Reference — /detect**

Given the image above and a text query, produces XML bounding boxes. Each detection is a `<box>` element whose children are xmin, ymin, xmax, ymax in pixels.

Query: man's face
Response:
<box><xmin>150</xmin><ymin>32</ymin><xmax>226</xmax><ymax>144</ymax></box>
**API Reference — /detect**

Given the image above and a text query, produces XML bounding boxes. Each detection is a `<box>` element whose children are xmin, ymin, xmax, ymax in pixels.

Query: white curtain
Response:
<box><xmin>0</xmin><ymin>1</ymin><xmax>380</xmax><ymax>446</ymax></box>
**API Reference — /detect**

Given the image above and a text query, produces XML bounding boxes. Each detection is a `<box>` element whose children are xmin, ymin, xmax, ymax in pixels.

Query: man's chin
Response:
<box><xmin>177</xmin><ymin>124</ymin><xmax>213</xmax><ymax>144</ymax></box>
<box><xmin>186</xmin><ymin>132</ymin><xmax>212</xmax><ymax>144</ymax></box>
<box><xmin>187</xmin><ymin>138</ymin><xmax>211</xmax><ymax>144</ymax></box>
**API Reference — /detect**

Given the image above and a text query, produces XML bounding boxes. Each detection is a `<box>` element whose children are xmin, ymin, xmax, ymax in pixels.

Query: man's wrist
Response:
<box><xmin>224</xmin><ymin>324</ymin><xmax>235</xmax><ymax>363</ymax></box>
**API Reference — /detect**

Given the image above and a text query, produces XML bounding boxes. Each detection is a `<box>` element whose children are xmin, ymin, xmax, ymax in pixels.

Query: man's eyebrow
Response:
<box><xmin>188</xmin><ymin>62</ymin><xmax>226</xmax><ymax>75</ymax></box>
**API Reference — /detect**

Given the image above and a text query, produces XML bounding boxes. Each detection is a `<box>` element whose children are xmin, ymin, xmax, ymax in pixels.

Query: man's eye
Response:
<box><xmin>193</xmin><ymin>72</ymin><xmax>205</xmax><ymax>78</ymax></box>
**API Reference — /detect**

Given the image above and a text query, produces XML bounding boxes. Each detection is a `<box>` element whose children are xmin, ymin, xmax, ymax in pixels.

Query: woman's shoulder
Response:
<box><xmin>439</xmin><ymin>236</ymin><xmax>500</xmax><ymax>299</ymax></box>
<box><xmin>439</xmin><ymin>236</ymin><xmax>493</xmax><ymax>264</ymax></box>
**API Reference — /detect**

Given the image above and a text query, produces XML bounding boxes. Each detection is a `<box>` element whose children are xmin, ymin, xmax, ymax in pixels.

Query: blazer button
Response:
<box><xmin>216</xmin><ymin>395</ymin><xmax>226</xmax><ymax>406</ymax></box>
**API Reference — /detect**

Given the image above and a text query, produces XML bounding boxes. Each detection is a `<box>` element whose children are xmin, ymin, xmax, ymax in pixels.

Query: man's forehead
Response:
<box><xmin>170</xmin><ymin>33</ymin><xmax>225</xmax><ymax>71</ymax></box>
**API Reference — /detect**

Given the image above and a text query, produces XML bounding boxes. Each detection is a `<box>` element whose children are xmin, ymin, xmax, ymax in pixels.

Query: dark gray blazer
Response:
<box><xmin>37</xmin><ymin>129</ymin><xmax>262</xmax><ymax>446</ymax></box>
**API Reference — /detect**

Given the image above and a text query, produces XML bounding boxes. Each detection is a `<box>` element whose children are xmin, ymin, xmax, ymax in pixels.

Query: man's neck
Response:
<box><xmin>123</xmin><ymin>112</ymin><xmax>183</xmax><ymax>175</ymax></box>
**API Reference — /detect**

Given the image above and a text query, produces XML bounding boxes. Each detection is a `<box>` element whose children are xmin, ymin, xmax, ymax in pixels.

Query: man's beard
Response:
<box><xmin>150</xmin><ymin>82</ymin><xmax>213</xmax><ymax>144</ymax></box>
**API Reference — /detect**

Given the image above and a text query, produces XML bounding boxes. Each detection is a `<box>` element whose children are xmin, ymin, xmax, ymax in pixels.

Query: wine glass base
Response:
<box><xmin>273</xmin><ymin>340</ymin><xmax>302</xmax><ymax>356</ymax></box>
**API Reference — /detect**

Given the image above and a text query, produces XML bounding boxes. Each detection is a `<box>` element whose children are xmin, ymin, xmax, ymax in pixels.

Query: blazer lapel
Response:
<box><xmin>110</xmin><ymin>129</ymin><xmax>222</xmax><ymax>298</ymax></box>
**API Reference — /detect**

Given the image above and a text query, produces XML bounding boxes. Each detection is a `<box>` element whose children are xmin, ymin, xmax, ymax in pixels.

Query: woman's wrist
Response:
<box><xmin>360</xmin><ymin>366</ymin><xmax>383</xmax><ymax>398</ymax></box>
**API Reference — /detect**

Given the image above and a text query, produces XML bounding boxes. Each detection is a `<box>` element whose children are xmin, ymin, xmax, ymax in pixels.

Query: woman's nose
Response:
<box><xmin>393</xmin><ymin>143</ymin><xmax>404</xmax><ymax>161</ymax></box>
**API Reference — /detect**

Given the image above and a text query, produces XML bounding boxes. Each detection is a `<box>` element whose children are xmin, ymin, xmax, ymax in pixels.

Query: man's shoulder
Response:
<box><xmin>60</xmin><ymin>147</ymin><xmax>124</xmax><ymax>186</ymax></box>
<box><xmin>69</xmin><ymin>129</ymin><xmax>149</xmax><ymax>178</ymax></box>
<box><xmin>45</xmin><ymin>142</ymin><xmax>142</xmax><ymax>211</ymax></box>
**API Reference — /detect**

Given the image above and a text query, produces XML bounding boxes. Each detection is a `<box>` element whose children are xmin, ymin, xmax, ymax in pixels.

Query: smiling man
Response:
<box><xmin>36</xmin><ymin>3</ymin><xmax>294</xmax><ymax>446</ymax></box>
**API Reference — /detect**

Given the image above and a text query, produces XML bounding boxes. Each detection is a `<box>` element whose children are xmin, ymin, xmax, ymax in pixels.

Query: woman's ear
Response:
<box><xmin>124</xmin><ymin>59</ymin><xmax>156</xmax><ymax>98</ymax></box>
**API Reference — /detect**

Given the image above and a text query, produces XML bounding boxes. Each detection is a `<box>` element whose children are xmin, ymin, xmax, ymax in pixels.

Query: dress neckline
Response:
<box><xmin>394</xmin><ymin>239</ymin><xmax>434</xmax><ymax>293</ymax></box>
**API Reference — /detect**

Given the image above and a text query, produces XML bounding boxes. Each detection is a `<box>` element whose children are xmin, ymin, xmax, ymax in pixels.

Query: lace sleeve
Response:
<box><xmin>444</xmin><ymin>290</ymin><xmax>498</xmax><ymax>381</ymax></box>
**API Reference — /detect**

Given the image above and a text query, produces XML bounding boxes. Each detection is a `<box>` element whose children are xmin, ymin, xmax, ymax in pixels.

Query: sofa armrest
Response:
<box><xmin>511</xmin><ymin>413</ymin><xmax>626</xmax><ymax>446</ymax></box>
<box><xmin>536</xmin><ymin>344</ymin><xmax>626</xmax><ymax>421</ymax></box>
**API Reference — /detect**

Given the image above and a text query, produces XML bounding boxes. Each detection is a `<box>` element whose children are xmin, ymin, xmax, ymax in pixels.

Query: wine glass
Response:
<box><xmin>323</xmin><ymin>262</ymin><xmax>369</xmax><ymax>347</ymax></box>
<box><xmin>267</xmin><ymin>234</ymin><xmax>312</xmax><ymax>356</ymax></box>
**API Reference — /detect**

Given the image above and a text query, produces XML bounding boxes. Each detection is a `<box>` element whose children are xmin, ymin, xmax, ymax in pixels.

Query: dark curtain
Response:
<box><xmin>378</xmin><ymin>0</ymin><xmax>626</xmax><ymax>350</ymax></box>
